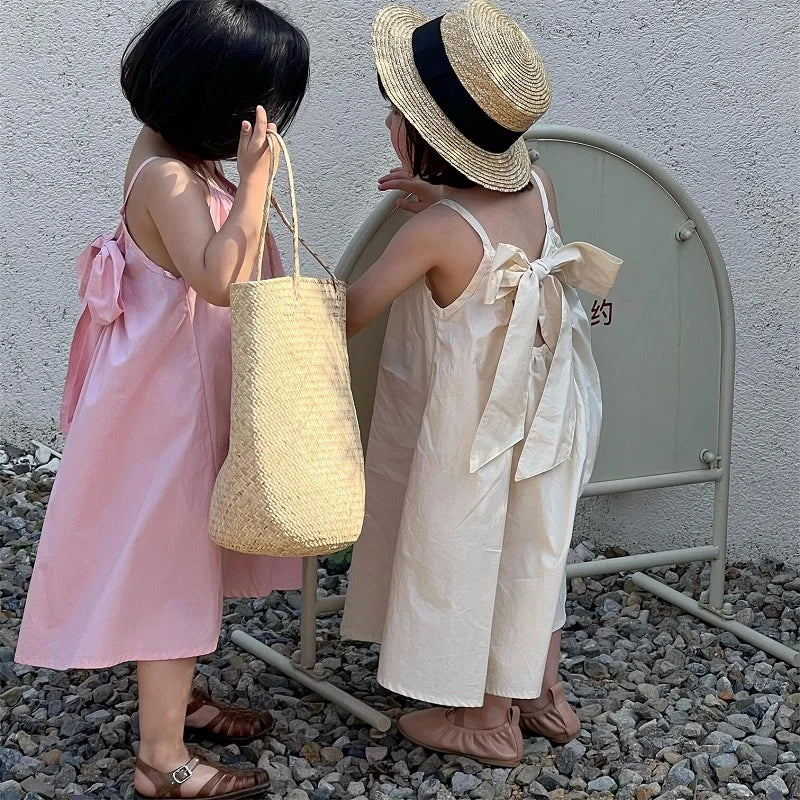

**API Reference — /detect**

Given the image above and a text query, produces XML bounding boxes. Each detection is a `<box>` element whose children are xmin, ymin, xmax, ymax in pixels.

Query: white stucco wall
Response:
<box><xmin>2</xmin><ymin>0</ymin><xmax>798</xmax><ymax>563</ymax></box>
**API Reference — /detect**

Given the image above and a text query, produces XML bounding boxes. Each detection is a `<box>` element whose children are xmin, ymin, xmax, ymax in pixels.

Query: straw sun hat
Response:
<box><xmin>373</xmin><ymin>0</ymin><xmax>551</xmax><ymax>192</ymax></box>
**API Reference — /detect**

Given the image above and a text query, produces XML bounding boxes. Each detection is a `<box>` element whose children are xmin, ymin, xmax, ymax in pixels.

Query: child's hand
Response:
<box><xmin>378</xmin><ymin>168</ymin><xmax>444</xmax><ymax>213</ymax></box>
<box><xmin>238</xmin><ymin>105</ymin><xmax>279</xmax><ymax>190</ymax></box>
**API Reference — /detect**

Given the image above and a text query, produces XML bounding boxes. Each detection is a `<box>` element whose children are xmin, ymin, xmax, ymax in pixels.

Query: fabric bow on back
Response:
<box><xmin>60</xmin><ymin>234</ymin><xmax>127</xmax><ymax>433</ymax></box>
<box><xmin>470</xmin><ymin>241</ymin><xmax>622</xmax><ymax>481</ymax></box>
<box><xmin>77</xmin><ymin>234</ymin><xmax>126</xmax><ymax>324</ymax></box>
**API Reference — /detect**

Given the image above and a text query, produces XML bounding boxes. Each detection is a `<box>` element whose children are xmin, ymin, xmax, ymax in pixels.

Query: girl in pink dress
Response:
<box><xmin>16</xmin><ymin>2</ymin><xmax>308</xmax><ymax>797</ymax></box>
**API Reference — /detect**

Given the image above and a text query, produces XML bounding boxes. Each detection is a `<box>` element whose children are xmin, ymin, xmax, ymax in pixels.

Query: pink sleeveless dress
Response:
<box><xmin>16</xmin><ymin>158</ymin><xmax>302</xmax><ymax>670</ymax></box>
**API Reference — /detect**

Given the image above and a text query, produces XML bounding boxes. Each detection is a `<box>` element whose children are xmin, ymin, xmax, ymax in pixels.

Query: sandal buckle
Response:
<box><xmin>171</xmin><ymin>765</ymin><xmax>193</xmax><ymax>784</ymax></box>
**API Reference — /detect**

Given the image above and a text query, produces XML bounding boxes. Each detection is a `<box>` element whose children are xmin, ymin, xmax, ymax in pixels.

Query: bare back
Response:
<box><xmin>425</xmin><ymin>166</ymin><xmax>557</xmax><ymax>309</ymax></box>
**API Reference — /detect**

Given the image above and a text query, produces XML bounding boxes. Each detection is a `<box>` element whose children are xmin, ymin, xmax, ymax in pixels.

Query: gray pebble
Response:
<box><xmin>450</xmin><ymin>773</ymin><xmax>480</xmax><ymax>796</ymax></box>
<box><xmin>709</xmin><ymin>753</ymin><xmax>738</xmax><ymax>780</ymax></box>
<box><xmin>681</xmin><ymin>722</ymin><xmax>704</xmax><ymax>739</ymax></box>
<box><xmin>19</xmin><ymin>778</ymin><xmax>54</xmax><ymax>798</ymax></box>
<box><xmin>727</xmin><ymin>714</ymin><xmax>758</xmax><ymax>734</ymax></box>
<box><xmin>555</xmin><ymin>740</ymin><xmax>586</xmax><ymax>775</ymax></box>
<box><xmin>586</xmin><ymin>775</ymin><xmax>617</xmax><ymax>792</ymax></box>
<box><xmin>663</xmin><ymin>764</ymin><xmax>695</xmax><ymax>790</ymax></box>
<box><xmin>726</xmin><ymin>784</ymin><xmax>755</xmax><ymax>799</ymax></box>
<box><xmin>0</xmin><ymin>781</ymin><xmax>24</xmax><ymax>800</ymax></box>
<box><xmin>753</xmin><ymin>773</ymin><xmax>789</xmax><ymax>798</ymax></box>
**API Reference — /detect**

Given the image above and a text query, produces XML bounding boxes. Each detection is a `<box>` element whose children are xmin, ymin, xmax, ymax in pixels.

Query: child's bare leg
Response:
<box><xmin>134</xmin><ymin>658</ymin><xmax>250</xmax><ymax>796</ymax></box>
<box><xmin>134</xmin><ymin>659</ymin><xmax>269</xmax><ymax>797</ymax></box>
<box><xmin>514</xmin><ymin>629</ymin><xmax>581</xmax><ymax>743</ymax></box>
<box><xmin>135</xmin><ymin>659</ymin><xmax>195</xmax><ymax>794</ymax></box>
<box><xmin>462</xmin><ymin>693</ymin><xmax>513</xmax><ymax>728</ymax></box>
<box><xmin>463</xmin><ymin>628</ymin><xmax>564</xmax><ymax>727</ymax></box>
<box><xmin>518</xmin><ymin>628</ymin><xmax>563</xmax><ymax>711</ymax></box>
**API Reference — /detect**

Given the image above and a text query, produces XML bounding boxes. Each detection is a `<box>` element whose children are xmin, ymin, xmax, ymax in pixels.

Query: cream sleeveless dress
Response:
<box><xmin>342</xmin><ymin>173</ymin><xmax>621</xmax><ymax>706</ymax></box>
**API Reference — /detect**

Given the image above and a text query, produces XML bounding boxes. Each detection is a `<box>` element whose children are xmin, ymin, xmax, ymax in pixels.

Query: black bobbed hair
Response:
<box><xmin>121</xmin><ymin>0</ymin><xmax>309</xmax><ymax>161</ymax></box>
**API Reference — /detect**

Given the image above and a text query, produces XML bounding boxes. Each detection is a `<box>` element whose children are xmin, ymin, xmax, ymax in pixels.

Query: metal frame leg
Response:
<box><xmin>631</xmin><ymin>572</ymin><xmax>799</xmax><ymax>667</ymax></box>
<box><xmin>300</xmin><ymin>557</ymin><xmax>319</xmax><ymax>669</ymax></box>
<box><xmin>233</xmin><ymin>557</ymin><xmax>393</xmax><ymax>733</ymax></box>
<box><xmin>707</xmin><ymin>469</ymin><xmax>732</xmax><ymax>612</ymax></box>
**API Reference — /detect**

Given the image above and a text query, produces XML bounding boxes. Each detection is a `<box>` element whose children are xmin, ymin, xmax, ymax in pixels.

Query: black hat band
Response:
<box><xmin>411</xmin><ymin>16</ymin><xmax>521</xmax><ymax>154</ymax></box>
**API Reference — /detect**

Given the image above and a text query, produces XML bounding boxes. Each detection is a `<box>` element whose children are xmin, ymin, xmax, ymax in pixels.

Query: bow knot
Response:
<box><xmin>76</xmin><ymin>234</ymin><xmax>126</xmax><ymax>325</ymax></box>
<box><xmin>484</xmin><ymin>244</ymin><xmax>555</xmax><ymax>305</ymax></box>
<box><xmin>485</xmin><ymin>242</ymin><xmax>619</xmax><ymax>306</ymax></box>
<box><xmin>471</xmin><ymin>240</ymin><xmax>622</xmax><ymax>481</ymax></box>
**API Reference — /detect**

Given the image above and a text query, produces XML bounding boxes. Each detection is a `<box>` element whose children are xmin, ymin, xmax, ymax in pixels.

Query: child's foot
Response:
<box><xmin>134</xmin><ymin>749</ymin><xmax>269</xmax><ymax>799</ymax></box>
<box><xmin>514</xmin><ymin>682</ymin><xmax>581</xmax><ymax>744</ymax></box>
<box><xmin>185</xmin><ymin>688</ymin><xmax>273</xmax><ymax>744</ymax></box>
<box><xmin>398</xmin><ymin>706</ymin><xmax>522</xmax><ymax>767</ymax></box>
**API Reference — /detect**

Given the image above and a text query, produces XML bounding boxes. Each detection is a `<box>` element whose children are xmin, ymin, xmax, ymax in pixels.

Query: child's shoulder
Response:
<box><xmin>417</xmin><ymin>199</ymin><xmax>466</xmax><ymax>226</ymax></box>
<box><xmin>395</xmin><ymin>201</ymin><xmax>462</xmax><ymax>245</ymax></box>
<box><xmin>384</xmin><ymin>201</ymin><xmax>480</xmax><ymax>273</ymax></box>
<box><xmin>531</xmin><ymin>164</ymin><xmax>554</xmax><ymax>187</ymax></box>
<box><xmin>531</xmin><ymin>164</ymin><xmax>557</xmax><ymax>201</ymax></box>
<box><xmin>125</xmin><ymin>156</ymin><xmax>208</xmax><ymax>205</ymax></box>
<box><xmin>413</xmin><ymin>200</ymin><xmax>486</xmax><ymax>266</ymax></box>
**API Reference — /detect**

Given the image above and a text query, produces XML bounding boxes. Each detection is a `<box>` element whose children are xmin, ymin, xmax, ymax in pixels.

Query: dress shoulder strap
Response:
<box><xmin>531</xmin><ymin>170</ymin><xmax>556</xmax><ymax>232</ymax></box>
<box><xmin>122</xmin><ymin>156</ymin><xmax>164</xmax><ymax>209</ymax></box>
<box><xmin>436</xmin><ymin>199</ymin><xmax>493</xmax><ymax>251</ymax></box>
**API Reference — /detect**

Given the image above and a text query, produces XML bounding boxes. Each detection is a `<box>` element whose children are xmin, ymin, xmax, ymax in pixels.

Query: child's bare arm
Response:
<box><xmin>346</xmin><ymin>211</ymin><xmax>442</xmax><ymax>338</ymax></box>
<box><xmin>377</xmin><ymin>168</ymin><xmax>444</xmax><ymax>212</ymax></box>
<box><xmin>145</xmin><ymin>106</ymin><xmax>277</xmax><ymax>306</ymax></box>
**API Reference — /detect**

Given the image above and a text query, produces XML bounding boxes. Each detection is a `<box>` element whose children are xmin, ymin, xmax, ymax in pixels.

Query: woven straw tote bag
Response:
<box><xmin>210</xmin><ymin>132</ymin><xmax>365</xmax><ymax>556</ymax></box>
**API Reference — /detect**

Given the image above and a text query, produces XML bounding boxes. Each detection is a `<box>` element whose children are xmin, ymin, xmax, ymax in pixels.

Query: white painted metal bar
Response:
<box><xmin>583</xmin><ymin>469</ymin><xmax>722</xmax><ymax>497</ymax></box>
<box><xmin>232</xmin><ymin>629</ymin><xmax>393</xmax><ymax>732</ymax></box>
<box><xmin>708</xmin><ymin>474</ymin><xmax>732</xmax><ymax>611</ymax></box>
<box><xmin>317</xmin><ymin>594</ymin><xmax>347</xmax><ymax>615</ymax></box>
<box><xmin>631</xmin><ymin>573</ymin><xmax>799</xmax><ymax>668</ymax></box>
<box><xmin>566</xmin><ymin>546</ymin><xmax>719</xmax><ymax>577</ymax></box>
<box><xmin>315</xmin><ymin>545</ymin><xmax>722</xmax><ymax>618</ymax></box>
<box><xmin>32</xmin><ymin>440</ymin><xmax>63</xmax><ymax>459</ymax></box>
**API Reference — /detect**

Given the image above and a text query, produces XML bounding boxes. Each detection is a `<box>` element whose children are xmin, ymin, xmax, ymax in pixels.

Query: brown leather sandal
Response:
<box><xmin>133</xmin><ymin>753</ymin><xmax>269</xmax><ymax>799</ymax></box>
<box><xmin>185</xmin><ymin>689</ymin><xmax>274</xmax><ymax>745</ymax></box>
<box><xmin>514</xmin><ymin>682</ymin><xmax>581</xmax><ymax>744</ymax></box>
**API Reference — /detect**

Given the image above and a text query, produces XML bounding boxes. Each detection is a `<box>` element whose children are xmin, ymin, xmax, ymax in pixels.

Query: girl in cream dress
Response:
<box><xmin>342</xmin><ymin>0</ymin><xmax>621</xmax><ymax>769</ymax></box>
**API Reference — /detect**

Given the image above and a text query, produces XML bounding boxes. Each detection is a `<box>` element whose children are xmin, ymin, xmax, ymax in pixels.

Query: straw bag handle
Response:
<box><xmin>255</xmin><ymin>132</ymin><xmax>336</xmax><ymax>281</ymax></box>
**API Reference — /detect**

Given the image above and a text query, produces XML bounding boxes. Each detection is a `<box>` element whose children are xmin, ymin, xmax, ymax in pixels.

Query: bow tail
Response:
<box><xmin>60</xmin><ymin>308</ymin><xmax>101</xmax><ymax>435</ymax></box>
<box><xmin>470</xmin><ymin>276</ymin><xmax>542</xmax><ymax>474</ymax></box>
<box><xmin>557</xmin><ymin>243</ymin><xmax>623</xmax><ymax>298</ymax></box>
<box><xmin>515</xmin><ymin>285</ymin><xmax>577</xmax><ymax>481</ymax></box>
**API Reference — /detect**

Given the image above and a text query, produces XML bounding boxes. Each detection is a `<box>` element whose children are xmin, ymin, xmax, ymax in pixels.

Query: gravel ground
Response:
<box><xmin>1</xmin><ymin>445</ymin><xmax>798</xmax><ymax>800</ymax></box>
